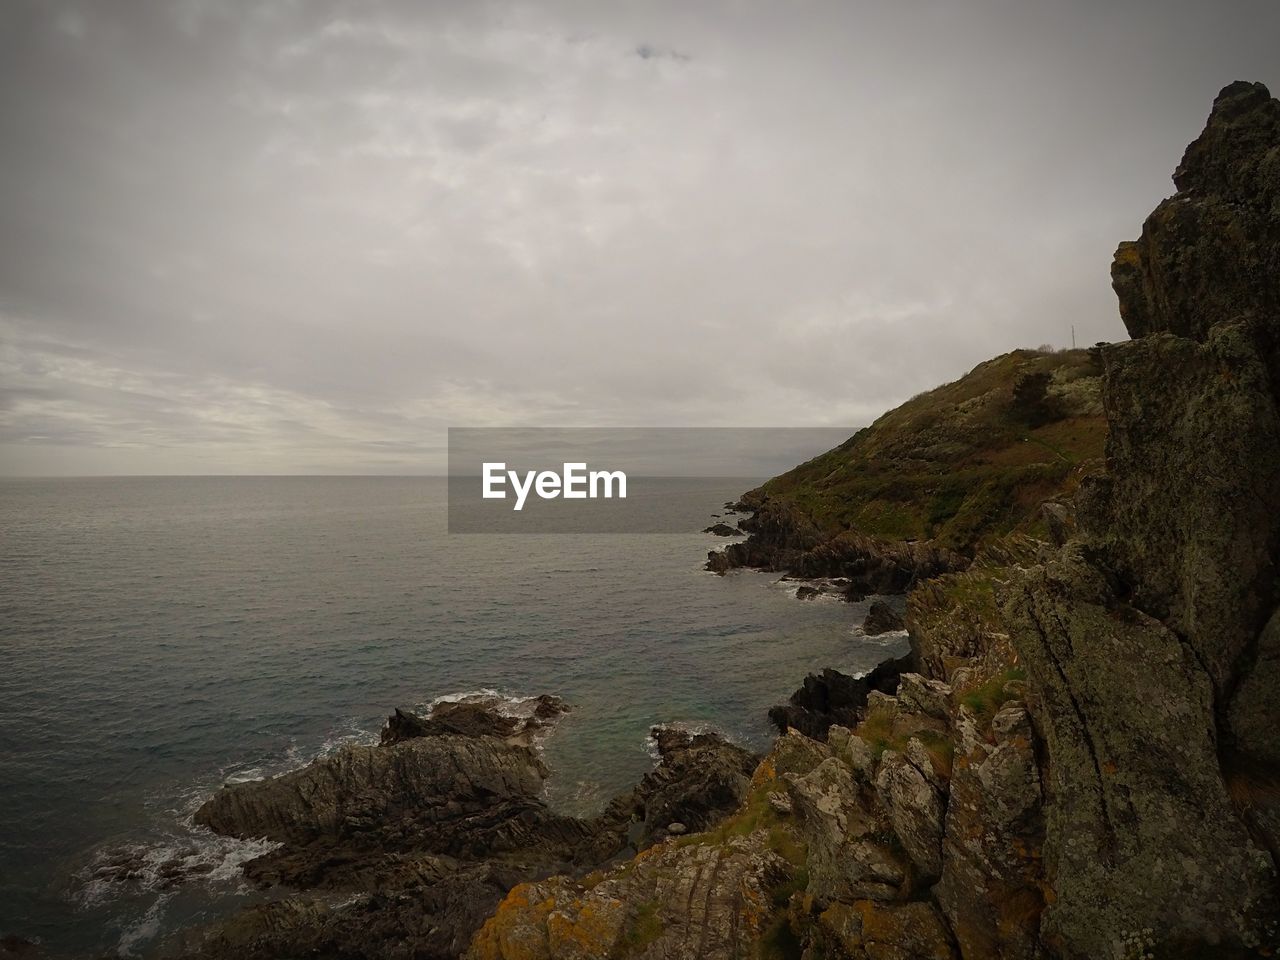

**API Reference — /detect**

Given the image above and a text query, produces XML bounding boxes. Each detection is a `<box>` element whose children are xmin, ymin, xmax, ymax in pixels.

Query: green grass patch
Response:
<box><xmin>958</xmin><ymin>667</ymin><xmax>1027</xmax><ymax>728</ymax></box>
<box><xmin>746</xmin><ymin>348</ymin><xmax>1105</xmax><ymax>557</ymax></box>
<box><xmin>620</xmin><ymin>899</ymin><xmax>663</xmax><ymax>954</ymax></box>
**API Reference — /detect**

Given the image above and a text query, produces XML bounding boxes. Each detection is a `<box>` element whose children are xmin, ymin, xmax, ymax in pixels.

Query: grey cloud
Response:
<box><xmin>1</xmin><ymin>0</ymin><xmax>1278</xmax><ymax>474</ymax></box>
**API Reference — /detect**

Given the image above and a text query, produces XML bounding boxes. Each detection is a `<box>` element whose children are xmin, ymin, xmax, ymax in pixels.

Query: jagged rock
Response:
<box><xmin>702</xmin><ymin>522</ymin><xmax>739</xmax><ymax>537</ymax></box>
<box><xmin>1039</xmin><ymin>500</ymin><xmax>1075</xmax><ymax>547</ymax></box>
<box><xmin>707</xmin><ymin>512</ymin><xmax>966</xmax><ymax>594</ymax></box>
<box><xmin>768</xmin><ymin>655</ymin><xmax>913</xmax><ymax>740</ymax></box>
<box><xmin>181</xmin><ymin>697</ymin><xmax>760</xmax><ymax>960</ymax></box>
<box><xmin>196</xmin><ymin>733</ymin><xmax>556</xmax><ymax>849</ymax></box>
<box><xmin>613</xmin><ymin>726</ymin><xmax>759</xmax><ymax>847</ymax></box>
<box><xmin>705</xmin><ymin>498</ymin><xmax>824</xmax><ymax>574</ymax></box>
<box><xmin>380</xmin><ymin>694</ymin><xmax>568</xmax><ymax>745</ymax></box>
<box><xmin>168</xmin><ymin>868</ymin><xmax>524</xmax><ymax>960</ymax></box>
<box><xmin>816</xmin><ymin>900</ymin><xmax>957</xmax><ymax>960</ymax></box>
<box><xmin>1101</xmin><ymin>87</ymin><xmax>1280</xmax><ymax>752</ymax></box>
<box><xmin>466</xmin><ymin>832</ymin><xmax>794</xmax><ymax>960</ymax></box>
<box><xmin>1079</xmin><ymin>319</ymin><xmax>1280</xmax><ymax>714</ymax></box>
<box><xmin>874</xmin><ymin>750</ymin><xmax>945</xmax><ymax>882</ymax></box>
<box><xmin>934</xmin><ymin>700</ymin><xmax>1044</xmax><ymax>960</ymax></box>
<box><xmin>828</xmin><ymin>725</ymin><xmax>878</xmax><ymax>781</ymax></box>
<box><xmin>904</xmin><ymin>736</ymin><xmax>946</xmax><ymax>793</ymax></box>
<box><xmin>784</xmin><ymin>756</ymin><xmax>906</xmax><ymax>903</ymax></box>
<box><xmin>895</xmin><ymin>673</ymin><xmax>951</xmax><ymax>721</ymax></box>
<box><xmin>1111</xmin><ymin>81</ymin><xmax>1280</xmax><ymax>343</ymax></box>
<box><xmin>1000</xmin><ymin>548</ymin><xmax>1276</xmax><ymax>956</ymax></box>
<box><xmin>982</xmin><ymin>81</ymin><xmax>1280</xmax><ymax>957</ymax></box>
<box><xmin>863</xmin><ymin>599</ymin><xmax>906</xmax><ymax>635</ymax></box>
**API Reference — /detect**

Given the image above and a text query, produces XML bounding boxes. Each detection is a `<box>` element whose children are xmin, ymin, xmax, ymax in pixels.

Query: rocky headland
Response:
<box><xmin>464</xmin><ymin>81</ymin><xmax>1280</xmax><ymax>959</ymax></box>
<box><xmin>119</xmin><ymin>80</ymin><xmax>1280</xmax><ymax>960</ymax></box>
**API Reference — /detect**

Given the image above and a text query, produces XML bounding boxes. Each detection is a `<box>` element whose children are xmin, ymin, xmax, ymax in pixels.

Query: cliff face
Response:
<box><xmin>473</xmin><ymin>82</ymin><xmax>1280</xmax><ymax>960</ymax></box>
<box><xmin>1000</xmin><ymin>79</ymin><xmax>1280</xmax><ymax>956</ymax></box>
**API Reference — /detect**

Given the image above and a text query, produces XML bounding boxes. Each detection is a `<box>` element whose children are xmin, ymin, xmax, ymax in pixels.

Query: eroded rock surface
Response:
<box><xmin>174</xmin><ymin>697</ymin><xmax>756</xmax><ymax>960</ymax></box>
<box><xmin>768</xmin><ymin>655</ymin><xmax>912</xmax><ymax>740</ymax></box>
<box><xmin>998</xmin><ymin>80</ymin><xmax>1280</xmax><ymax>957</ymax></box>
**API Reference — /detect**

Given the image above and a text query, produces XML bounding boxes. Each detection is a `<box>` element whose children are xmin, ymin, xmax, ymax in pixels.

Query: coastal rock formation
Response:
<box><xmin>701</xmin><ymin>522</ymin><xmax>740</xmax><ymax>537</ymax></box>
<box><xmin>1111</xmin><ymin>81</ymin><xmax>1279</xmax><ymax>343</ymax></box>
<box><xmin>177</xmin><ymin>697</ymin><xmax>757</xmax><ymax>960</ymax></box>
<box><xmin>154</xmin><ymin>80</ymin><xmax>1280</xmax><ymax>960</ymax></box>
<box><xmin>474</xmin><ymin>80</ymin><xmax>1280</xmax><ymax>960</ymax></box>
<box><xmin>767</xmin><ymin>654</ymin><xmax>912</xmax><ymax>740</ymax></box>
<box><xmin>602</xmin><ymin>726</ymin><xmax>759</xmax><ymax>848</ymax></box>
<box><xmin>994</xmin><ymin>80</ymin><xmax>1280</xmax><ymax>956</ymax></box>
<box><xmin>862</xmin><ymin>598</ymin><xmax>905</xmax><ymax>635</ymax></box>
<box><xmin>466</xmin><ymin>832</ymin><xmax>793</xmax><ymax>960</ymax></box>
<box><xmin>1001</xmin><ymin>550</ymin><xmax>1274</xmax><ymax>956</ymax></box>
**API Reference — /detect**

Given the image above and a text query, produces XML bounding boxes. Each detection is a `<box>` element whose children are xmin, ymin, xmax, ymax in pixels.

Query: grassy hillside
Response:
<box><xmin>752</xmin><ymin>347</ymin><xmax>1106</xmax><ymax>555</ymax></box>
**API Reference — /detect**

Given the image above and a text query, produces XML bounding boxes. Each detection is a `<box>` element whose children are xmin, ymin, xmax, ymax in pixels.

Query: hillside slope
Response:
<box><xmin>709</xmin><ymin>347</ymin><xmax>1107</xmax><ymax>590</ymax></box>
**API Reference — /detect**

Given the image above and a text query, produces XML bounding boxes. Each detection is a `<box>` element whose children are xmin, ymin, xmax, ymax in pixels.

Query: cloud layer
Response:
<box><xmin>2</xmin><ymin>0</ymin><xmax>1277</xmax><ymax>474</ymax></box>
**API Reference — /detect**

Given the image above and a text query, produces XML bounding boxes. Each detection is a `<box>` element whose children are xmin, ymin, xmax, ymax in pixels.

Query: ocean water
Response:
<box><xmin>0</xmin><ymin>477</ymin><xmax>908</xmax><ymax>956</ymax></box>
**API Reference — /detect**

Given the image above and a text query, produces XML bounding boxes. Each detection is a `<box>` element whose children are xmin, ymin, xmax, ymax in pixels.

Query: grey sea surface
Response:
<box><xmin>0</xmin><ymin>476</ymin><xmax>907</xmax><ymax>955</ymax></box>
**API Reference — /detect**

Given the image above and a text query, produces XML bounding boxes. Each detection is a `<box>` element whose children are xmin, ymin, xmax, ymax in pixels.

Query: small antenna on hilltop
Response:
<box><xmin>1072</xmin><ymin>325</ymin><xmax>1076</xmax><ymax>349</ymax></box>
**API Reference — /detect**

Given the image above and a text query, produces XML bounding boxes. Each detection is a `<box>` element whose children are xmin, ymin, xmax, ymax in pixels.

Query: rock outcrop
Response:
<box><xmin>992</xmin><ymin>80</ymin><xmax>1280</xmax><ymax>957</ymax></box>
<box><xmin>862</xmin><ymin>598</ymin><xmax>906</xmax><ymax>635</ymax></box>
<box><xmin>175</xmin><ymin>697</ymin><xmax>757</xmax><ymax>960</ymax></box>
<box><xmin>767</xmin><ymin>654</ymin><xmax>912</xmax><ymax>740</ymax></box>
<box><xmin>701</xmin><ymin>522</ymin><xmax>740</xmax><ymax>537</ymax></box>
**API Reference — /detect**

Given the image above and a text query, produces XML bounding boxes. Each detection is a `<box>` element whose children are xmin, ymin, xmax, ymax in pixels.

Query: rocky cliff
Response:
<box><xmin>998</xmin><ymin>79</ymin><xmax>1280</xmax><ymax>957</ymax></box>
<box><xmin>474</xmin><ymin>81</ymin><xmax>1280</xmax><ymax>960</ymax></box>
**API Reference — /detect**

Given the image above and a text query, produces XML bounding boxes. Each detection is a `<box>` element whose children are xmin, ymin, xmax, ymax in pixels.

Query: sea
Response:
<box><xmin>0</xmin><ymin>476</ymin><xmax>908</xmax><ymax>956</ymax></box>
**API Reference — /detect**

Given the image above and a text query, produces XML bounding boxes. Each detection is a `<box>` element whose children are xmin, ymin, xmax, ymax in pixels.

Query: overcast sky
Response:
<box><xmin>1</xmin><ymin>1</ymin><xmax>1276</xmax><ymax>475</ymax></box>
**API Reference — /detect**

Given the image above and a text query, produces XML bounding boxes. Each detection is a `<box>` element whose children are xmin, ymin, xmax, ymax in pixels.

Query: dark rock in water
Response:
<box><xmin>702</xmin><ymin>522</ymin><xmax>739</xmax><ymax>537</ymax></box>
<box><xmin>380</xmin><ymin>694</ymin><xmax>568</xmax><ymax>745</ymax></box>
<box><xmin>785</xmin><ymin>578</ymin><xmax>857</xmax><ymax>602</ymax></box>
<box><xmin>861</xmin><ymin>599</ymin><xmax>905</xmax><ymax>635</ymax></box>
<box><xmin>180</xmin><ymin>696</ymin><xmax>755</xmax><ymax>960</ymax></box>
<box><xmin>768</xmin><ymin>654</ymin><xmax>912</xmax><ymax>740</ymax></box>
